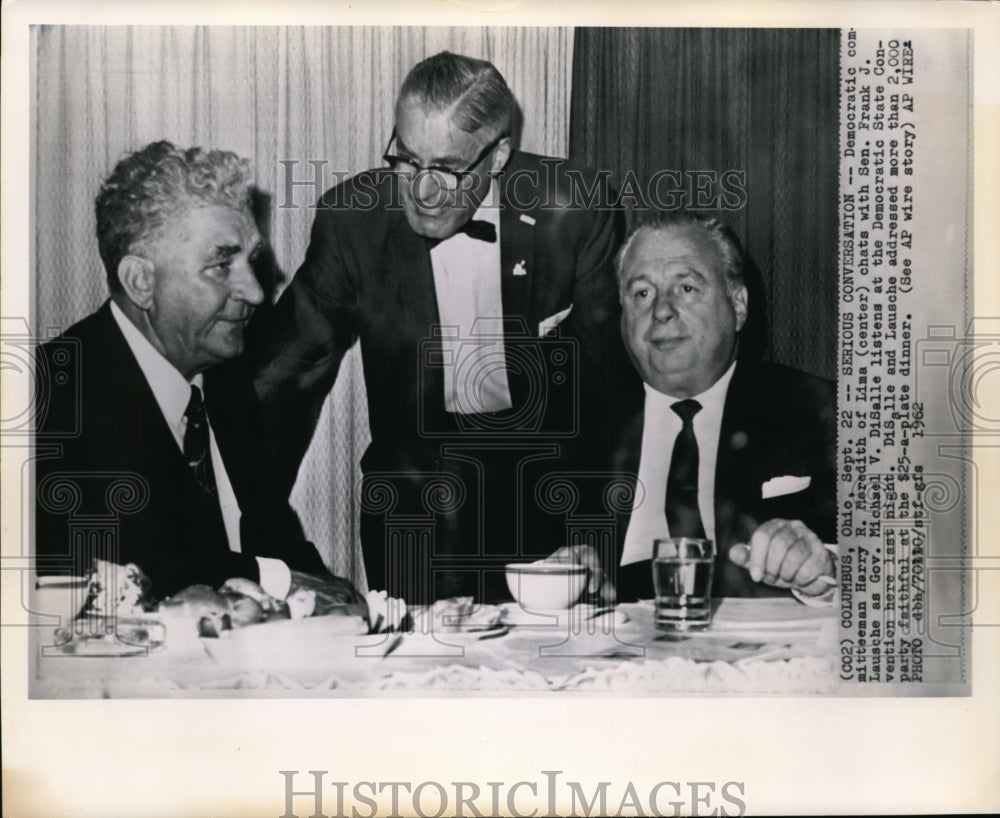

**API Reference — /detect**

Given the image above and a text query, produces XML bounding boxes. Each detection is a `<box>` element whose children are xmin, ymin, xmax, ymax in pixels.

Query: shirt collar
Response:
<box><xmin>644</xmin><ymin>359</ymin><xmax>737</xmax><ymax>418</ymax></box>
<box><xmin>109</xmin><ymin>300</ymin><xmax>204</xmax><ymax>432</ymax></box>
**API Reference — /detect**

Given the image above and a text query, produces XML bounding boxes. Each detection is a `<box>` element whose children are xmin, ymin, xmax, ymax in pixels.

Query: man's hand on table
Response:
<box><xmin>548</xmin><ymin>545</ymin><xmax>617</xmax><ymax>604</ymax></box>
<box><xmin>242</xmin><ymin>571</ymin><xmax>406</xmax><ymax>633</ymax></box>
<box><xmin>728</xmin><ymin>518</ymin><xmax>836</xmax><ymax>599</ymax></box>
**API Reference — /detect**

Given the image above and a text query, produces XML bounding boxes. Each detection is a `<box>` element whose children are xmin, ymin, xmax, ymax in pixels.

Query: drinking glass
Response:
<box><xmin>652</xmin><ymin>538</ymin><xmax>716</xmax><ymax>630</ymax></box>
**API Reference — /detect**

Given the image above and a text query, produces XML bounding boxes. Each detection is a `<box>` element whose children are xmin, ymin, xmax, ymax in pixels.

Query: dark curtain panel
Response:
<box><xmin>570</xmin><ymin>28</ymin><xmax>840</xmax><ymax>379</ymax></box>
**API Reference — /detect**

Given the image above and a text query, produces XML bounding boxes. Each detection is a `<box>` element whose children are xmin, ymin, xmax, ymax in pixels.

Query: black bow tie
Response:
<box><xmin>458</xmin><ymin>219</ymin><xmax>497</xmax><ymax>243</ymax></box>
<box><xmin>425</xmin><ymin>219</ymin><xmax>497</xmax><ymax>249</ymax></box>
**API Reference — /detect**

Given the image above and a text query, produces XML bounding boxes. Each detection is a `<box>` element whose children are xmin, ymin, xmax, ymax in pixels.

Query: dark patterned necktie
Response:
<box><xmin>184</xmin><ymin>385</ymin><xmax>217</xmax><ymax>498</ymax></box>
<box><xmin>666</xmin><ymin>398</ymin><xmax>706</xmax><ymax>538</ymax></box>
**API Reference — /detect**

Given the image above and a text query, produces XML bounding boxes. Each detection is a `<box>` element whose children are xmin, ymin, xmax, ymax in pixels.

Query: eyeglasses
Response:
<box><xmin>381</xmin><ymin>127</ymin><xmax>504</xmax><ymax>191</ymax></box>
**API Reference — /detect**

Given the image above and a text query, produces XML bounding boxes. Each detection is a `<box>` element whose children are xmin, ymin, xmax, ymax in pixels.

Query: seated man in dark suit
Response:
<box><xmin>250</xmin><ymin>51</ymin><xmax>626</xmax><ymax>604</ymax></box>
<box><xmin>562</xmin><ymin>211</ymin><xmax>837</xmax><ymax>604</ymax></box>
<box><xmin>35</xmin><ymin>140</ymin><xmax>362</xmax><ymax>606</ymax></box>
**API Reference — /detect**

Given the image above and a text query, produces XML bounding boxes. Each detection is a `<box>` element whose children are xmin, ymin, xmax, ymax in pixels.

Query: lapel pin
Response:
<box><xmin>513</xmin><ymin>259</ymin><xmax>527</xmax><ymax>277</ymax></box>
<box><xmin>519</xmin><ymin>214</ymin><xmax>536</xmax><ymax>225</ymax></box>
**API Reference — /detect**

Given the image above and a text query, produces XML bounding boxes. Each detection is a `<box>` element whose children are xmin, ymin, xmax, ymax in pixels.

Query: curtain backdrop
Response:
<box><xmin>569</xmin><ymin>28</ymin><xmax>840</xmax><ymax>379</ymax></box>
<box><xmin>33</xmin><ymin>26</ymin><xmax>573</xmax><ymax>587</ymax></box>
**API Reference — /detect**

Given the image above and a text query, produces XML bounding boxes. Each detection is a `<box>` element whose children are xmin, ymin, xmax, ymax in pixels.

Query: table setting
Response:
<box><xmin>29</xmin><ymin>538</ymin><xmax>838</xmax><ymax>697</ymax></box>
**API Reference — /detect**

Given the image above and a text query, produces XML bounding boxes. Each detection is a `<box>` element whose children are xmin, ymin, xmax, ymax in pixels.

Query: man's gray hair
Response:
<box><xmin>95</xmin><ymin>140</ymin><xmax>253</xmax><ymax>293</ymax></box>
<box><xmin>614</xmin><ymin>211</ymin><xmax>748</xmax><ymax>292</ymax></box>
<box><xmin>397</xmin><ymin>51</ymin><xmax>514</xmax><ymax>139</ymax></box>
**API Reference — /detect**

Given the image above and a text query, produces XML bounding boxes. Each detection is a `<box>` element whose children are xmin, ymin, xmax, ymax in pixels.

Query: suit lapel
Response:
<box><xmin>498</xmin><ymin>169</ymin><xmax>536</xmax><ymax>408</ymax></box>
<box><xmin>382</xmin><ymin>212</ymin><xmax>445</xmax><ymax>411</ymax></box>
<box><xmin>386</xmin><ymin>212</ymin><xmax>440</xmax><ymax>329</ymax></box>
<box><xmin>715</xmin><ymin>367</ymin><xmax>744</xmax><ymax>554</ymax></box>
<box><xmin>95</xmin><ymin>304</ymin><xmax>193</xmax><ymax>489</ymax></box>
<box><xmin>715</xmin><ymin>358</ymin><xmax>774</xmax><ymax>596</ymax></box>
<box><xmin>608</xmin><ymin>405</ymin><xmax>649</xmax><ymax>597</ymax></box>
<box><xmin>613</xmin><ymin>406</ymin><xmax>645</xmax><ymax>548</ymax></box>
<box><xmin>498</xmin><ymin>188</ymin><xmax>535</xmax><ymax>332</ymax></box>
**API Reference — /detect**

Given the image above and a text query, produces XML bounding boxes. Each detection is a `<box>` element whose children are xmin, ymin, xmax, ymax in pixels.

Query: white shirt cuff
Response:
<box><xmin>791</xmin><ymin>585</ymin><xmax>837</xmax><ymax>607</ymax></box>
<box><xmin>255</xmin><ymin>557</ymin><xmax>291</xmax><ymax>600</ymax></box>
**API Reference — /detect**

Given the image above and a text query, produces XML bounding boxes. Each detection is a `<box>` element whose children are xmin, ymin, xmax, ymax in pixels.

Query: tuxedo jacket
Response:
<box><xmin>35</xmin><ymin>302</ymin><xmax>326</xmax><ymax>599</ymax></box>
<box><xmin>250</xmin><ymin>150</ymin><xmax>627</xmax><ymax>495</ymax></box>
<box><xmin>612</xmin><ymin>358</ymin><xmax>838</xmax><ymax>600</ymax></box>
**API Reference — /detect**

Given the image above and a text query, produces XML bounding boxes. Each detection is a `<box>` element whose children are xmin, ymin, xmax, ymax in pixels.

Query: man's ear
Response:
<box><xmin>731</xmin><ymin>283</ymin><xmax>749</xmax><ymax>332</ymax></box>
<box><xmin>489</xmin><ymin>136</ymin><xmax>513</xmax><ymax>175</ymax></box>
<box><xmin>117</xmin><ymin>255</ymin><xmax>156</xmax><ymax>310</ymax></box>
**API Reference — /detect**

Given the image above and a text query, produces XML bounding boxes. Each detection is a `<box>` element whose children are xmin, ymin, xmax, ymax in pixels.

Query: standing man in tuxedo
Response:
<box><xmin>250</xmin><ymin>52</ymin><xmax>625</xmax><ymax>603</ymax></box>
<box><xmin>562</xmin><ymin>211</ymin><xmax>837</xmax><ymax>603</ymax></box>
<box><xmin>35</xmin><ymin>141</ymin><xmax>362</xmax><ymax>606</ymax></box>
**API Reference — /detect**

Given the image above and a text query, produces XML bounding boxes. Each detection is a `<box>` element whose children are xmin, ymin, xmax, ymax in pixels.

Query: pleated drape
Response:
<box><xmin>569</xmin><ymin>28</ymin><xmax>840</xmax><ymax>379</ymax></box>
<box><xmin>33</xmin><ymin>26</ymin><xmax>573</xmax><ymax>586</ymax></box>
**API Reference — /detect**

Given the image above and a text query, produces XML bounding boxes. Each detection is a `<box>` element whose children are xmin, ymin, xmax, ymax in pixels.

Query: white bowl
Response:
<box><xmin>32</xmin><ymin>576</ymin><xmax>90</xmax><ymax>625</ymax></box>
<box><xmin>505</xmin><ymin>561</ymin><xmax>588</xmax><ymax>610</ymax></box>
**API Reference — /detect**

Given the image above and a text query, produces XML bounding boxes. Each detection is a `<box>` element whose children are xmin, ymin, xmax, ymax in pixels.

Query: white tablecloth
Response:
<box><xmin>32</xmin><ymin>598</ymin><xmax>838</xmax><ymax>697</ymax></box>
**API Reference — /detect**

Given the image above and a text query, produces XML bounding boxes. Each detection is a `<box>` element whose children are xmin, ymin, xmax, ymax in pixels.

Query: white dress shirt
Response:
<box><xmin>109</xmin><ymin>301</ymin><xmax>291</xmax><ymax>599</ymax></box>
<box><xmin>621</xmin><ymin>362</ymin><xmax>737</xmax><ymax>566</ymax></box>
<box><xmin>430</xmin><ymin>184</ymin><xmax>513</xmax><ymax>415</ymax></box>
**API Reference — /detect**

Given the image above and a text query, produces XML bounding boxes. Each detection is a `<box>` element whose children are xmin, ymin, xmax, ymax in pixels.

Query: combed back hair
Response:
<box><xmin>95</xmin><ymin>140</ymin><xmax>253</xmax><ymax>292</ymax></box>
<box><xmin>397</xmin><ymin>51</ymin><xmax>514</xmax><ymax>139</ymax></box>
<box><xmin>615</xmin><ymin>211</ymin><xmax>748</xmax><ymax>293</ymax></box>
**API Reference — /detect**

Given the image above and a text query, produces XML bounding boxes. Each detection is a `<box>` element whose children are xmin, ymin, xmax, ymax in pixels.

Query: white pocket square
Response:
<box><xmin>761</xmin><ymin>475</ymin><xmax>811</xmax><ymax>499</ymax></box>
<box><xmin>538</xmin><ymin>304</ymin><xmax>573</xmax><ymax>337</ymax></box>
